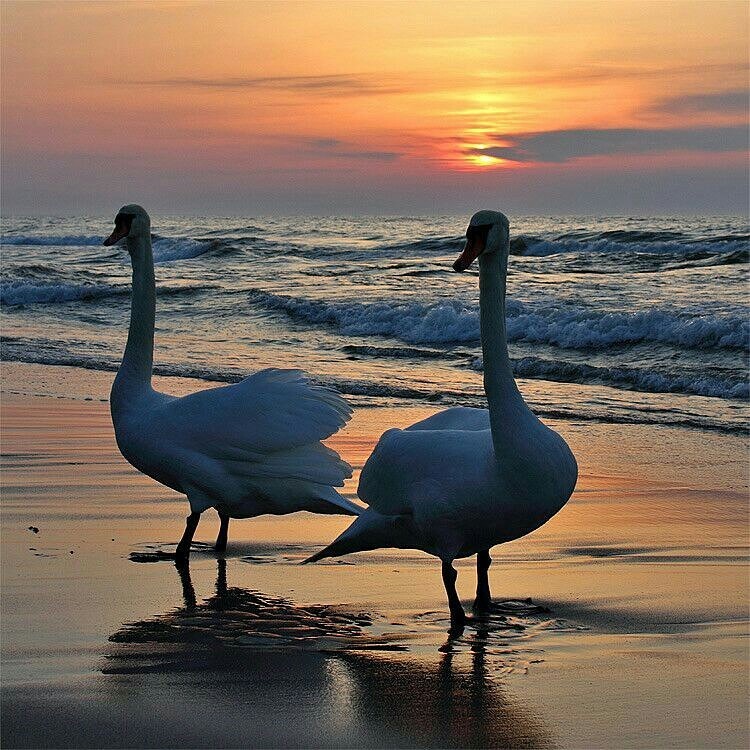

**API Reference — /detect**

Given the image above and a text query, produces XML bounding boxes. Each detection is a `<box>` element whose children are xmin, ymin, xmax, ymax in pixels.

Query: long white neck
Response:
<box><xmin>478</xmin><ymin>250</ymin><xmax>527</xmax><ymax>455</ymax></box>
<box><xmin>112</xmin><ymin>234</ymin><xmax>155</xmax><ymax>407</ymax></box>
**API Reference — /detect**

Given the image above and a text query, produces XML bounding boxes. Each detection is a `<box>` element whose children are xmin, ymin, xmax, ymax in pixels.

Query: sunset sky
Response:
<box><xmin>2</xmin><ymin>0</ymin><xmax>748</xmax><ymax>215</ymax></box>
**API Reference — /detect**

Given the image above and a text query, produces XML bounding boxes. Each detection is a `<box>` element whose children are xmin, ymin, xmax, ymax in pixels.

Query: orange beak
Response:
<box><xmin>103</xmin><ymin>213</ymin><xmax>133</xmax><ymax>246</ymax></box>
<box><xmin>453</xmin><ymin>233</ymin><xmax>485</xmax><ymax>272</ymax></box>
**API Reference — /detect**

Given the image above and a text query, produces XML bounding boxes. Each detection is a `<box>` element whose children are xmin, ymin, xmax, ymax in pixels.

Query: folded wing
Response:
<box><xmin>158</xmin><ymin>367</ymin><xmax>348</xmax><ymax>448</ymax></box>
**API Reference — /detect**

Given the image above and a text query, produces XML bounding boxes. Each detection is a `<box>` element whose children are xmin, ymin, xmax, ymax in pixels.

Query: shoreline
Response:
<box><xmin>2</xmin><ymin>354</ymin><xmax>747</xmax><ymax>437</ymax></box>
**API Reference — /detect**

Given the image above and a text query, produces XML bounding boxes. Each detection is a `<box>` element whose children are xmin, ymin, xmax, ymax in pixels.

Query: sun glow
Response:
<box><xmin>459</xmin><ymin>142</ymin><xmax>506</xmax><ymax>169</ymax></box>
<box><xmin>469</xmin><ymin>152</ymin><xmax>502</xmax><ymax>168</ymax></box>
<box><xmin>1</xmin><ymin>0</ymin><xmax>747</xmax><ymax>212</ymax></box>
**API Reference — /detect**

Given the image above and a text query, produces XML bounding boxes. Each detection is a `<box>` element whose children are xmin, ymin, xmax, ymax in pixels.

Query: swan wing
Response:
<box><xmin>405</xmin><ymin>406</ymin><xmax>489</xmax><ymax>432</ymax></box>
<box><xmin>153</xmin><ymin>368</ymin><xmax>352</xmax><ymax>460</ymax></box>
<box><xmin>358</xmin><ymin>427</ymin><xmax>494</xmax><ymax>517</ymax></box>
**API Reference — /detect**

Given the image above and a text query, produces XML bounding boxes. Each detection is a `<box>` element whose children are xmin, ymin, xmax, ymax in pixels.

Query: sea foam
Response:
<box><xmin>248</xmin><ymin>290</ymin><xmax>749</xmax><ymax>352</ymax></box>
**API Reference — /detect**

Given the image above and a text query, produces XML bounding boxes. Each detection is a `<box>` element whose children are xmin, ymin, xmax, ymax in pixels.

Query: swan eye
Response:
<box><xmin>466</xmin><ymin>223</ymin><xmax>492</xmax><ymax>244</ymax></box>
<box><xmin>113</xmin><ymin>212</ymin><xmax>136</xmax><ymax>237</ymax></box>
<box><xmin>103</xmin><ymin>212</ymin><xmax>136</xmax><ymax>246</ymax></box>
<box><xmin>114</xmin><ymin>212</ymin><xmax>135</xmax><ymax>230</ymax></box>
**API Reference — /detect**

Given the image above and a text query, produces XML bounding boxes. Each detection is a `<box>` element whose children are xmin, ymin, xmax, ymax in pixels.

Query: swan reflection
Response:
<box><xmin>105</xmin><ymin>560</ymin><xmax>553</xmax><ymax>748</ymax></box>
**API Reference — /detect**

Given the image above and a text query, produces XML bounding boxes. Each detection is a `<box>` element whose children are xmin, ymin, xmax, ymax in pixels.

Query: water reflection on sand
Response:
<box><xmin>104</xmin><ymin>559</ymin><xmax>553</xmax><ymax>748</ymax></box>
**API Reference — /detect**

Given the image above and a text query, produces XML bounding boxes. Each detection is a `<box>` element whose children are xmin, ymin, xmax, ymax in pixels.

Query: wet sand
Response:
<box><xmin>1</xmin><ymin>362</ymin><xmax>748</xmax><ymax>748</ymax></box>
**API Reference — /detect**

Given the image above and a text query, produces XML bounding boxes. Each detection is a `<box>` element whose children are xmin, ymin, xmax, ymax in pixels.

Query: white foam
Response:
<box><xmin>249</xmin><ymin>290</ymin><xmax>749</xmax><ymax>352</ymax></box>
<box><xmin>152</xmin><ymin>237</ymin><xmax>217</xmax><ymax>262</ymax></box>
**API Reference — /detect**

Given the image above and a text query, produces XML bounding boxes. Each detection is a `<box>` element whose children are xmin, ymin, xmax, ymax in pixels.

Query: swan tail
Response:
<box><xmin>312</xmin><ymin>486</ymin><xmax>362</xmax><ymax>516</ymax></box>
<box><xmin>304</xmin><ymin>510</ymin><xmax>414</xmax><ymax>563</ymax></box>
<box><xmin>227</xmin><ymin>442</ymin><xmax>352</xmax><ymax>487</ymax></box>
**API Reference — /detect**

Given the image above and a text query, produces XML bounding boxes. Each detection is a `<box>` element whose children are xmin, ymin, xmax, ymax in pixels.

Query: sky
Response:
<box><xmin>1</xmin><ymin>0</ymin><xmax>748</xmax><ymax>215</ymax></box>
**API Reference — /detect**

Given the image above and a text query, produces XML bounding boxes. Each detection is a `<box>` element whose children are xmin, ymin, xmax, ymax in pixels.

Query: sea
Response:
<box><xmin>1</xmin><ymin>214</ymin><xmax>748</xmax><ymax>435</ymax></box>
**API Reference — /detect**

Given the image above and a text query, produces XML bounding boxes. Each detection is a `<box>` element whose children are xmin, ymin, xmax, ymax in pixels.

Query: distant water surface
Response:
<box><xmin>1</xmin><ymin>214</ymin><xmax>748</xmax><ymax>433</ymax></box>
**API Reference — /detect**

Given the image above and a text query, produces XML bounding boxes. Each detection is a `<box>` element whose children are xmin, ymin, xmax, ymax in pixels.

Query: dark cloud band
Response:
<box><xmin>118</xmin><ymin>74</ymin><xmax>403</xmax><ymax>96</ymax></box>
<box><xmin>470</xmin><ymin>125</ymin><xmax>749</xmax><ymax>163</ymax></box>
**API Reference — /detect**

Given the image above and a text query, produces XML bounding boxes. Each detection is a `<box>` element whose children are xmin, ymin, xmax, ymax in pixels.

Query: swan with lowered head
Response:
<box><xmin>104</xmin><ymin>205</ymin><xmax>359</xmax><ymax>560</ymax></box>
<box><xmin>307</xmin><ymin>210</ymin><xmax>578</xmax><ymax>627</ymax></box>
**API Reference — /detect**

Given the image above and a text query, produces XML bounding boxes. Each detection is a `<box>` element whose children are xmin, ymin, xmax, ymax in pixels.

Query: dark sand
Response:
<box><xmin>1</xmin><ymin>362</ymin><xmax>748</xmax><ymax>748</ymax></box>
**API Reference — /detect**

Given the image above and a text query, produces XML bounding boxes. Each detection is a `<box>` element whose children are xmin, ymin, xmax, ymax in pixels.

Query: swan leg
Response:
<box><xmin>175</xmin><ymin>512</ymin><xmax>200</xmax><ymax>560</ymax></box>
<box><xmin>215</xmin><ymin>511</ymin><xmax>230</xmax><ymax>553</ymax></box>
<box><xmin>473</xmin><ymin>549</ymin><xmax>492</xmax><ymax>611</ymax></box>
<box><xmin>441</xmin><ymin>560</ymin><xmax>466</xmax><ymax>629</ymax></box>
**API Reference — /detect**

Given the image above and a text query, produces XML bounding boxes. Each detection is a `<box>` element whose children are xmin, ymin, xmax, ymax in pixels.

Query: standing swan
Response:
<box><xmin>105</xmin><ymin>205</ymin><xmax>359</xmax><ymax>560</ymax></box>
<box><xmin>307</xmin><ymin>211</ymin><xmax>577</xmax><ymax>627</ymax></box>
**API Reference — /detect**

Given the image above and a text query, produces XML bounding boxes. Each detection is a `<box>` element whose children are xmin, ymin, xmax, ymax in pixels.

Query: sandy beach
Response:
<box><xmin>0</xmin><ymin>361</ymin><xmax>747</xmax><ymax>748</ymax></box>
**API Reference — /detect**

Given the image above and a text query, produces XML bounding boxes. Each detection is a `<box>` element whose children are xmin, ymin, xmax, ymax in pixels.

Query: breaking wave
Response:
<box><xmin>511</xmin><ymin>235</ymin><xmax>749</xmax><ymax>258</ymax></box>
<box><xmin>0</xmin><ymin>280</ymin><xmax>209</xmax><ymax>306</ymax></box>
<box><xmin>0</xmin><ymin>234</ymin><xmax>103</xmax><ymax>246</ymax></box>
<box><xmin>151</xmin><ymin>236</ymin><xmax>240</xmax><ymax>262</ymax></box>
<box><xmin>0</xmin><ymin>232</ymin><xmax>240</xmax><ymax>263</ymax></box>
<box><xmin>248</xmin><ymin>290</ymin><xmax>749</xmax><ymax>352</ymax></box>
<box><xmin>0</xmin><ymin>281</ymin><xmax>126</xmax><ymax>306</ymax></box>
<box><xmin>469</xmin><ymin>355</ymin><xmax>748</xmax><ymax>400</ymax></box>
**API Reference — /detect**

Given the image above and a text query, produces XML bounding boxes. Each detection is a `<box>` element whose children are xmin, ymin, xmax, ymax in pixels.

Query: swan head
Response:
<box><xmin>453</xmin><ymin>210</ymin><xmax>509</xmax><ymax>272</ymax></box>
<box><xmin>103</xmin><ymin>204</ymin><xmax>151</xmax><ymax>248</ymax></box>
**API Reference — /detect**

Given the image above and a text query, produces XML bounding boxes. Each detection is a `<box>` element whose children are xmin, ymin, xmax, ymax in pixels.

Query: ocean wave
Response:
<box><xmin>556</xmin><ymin>229</ymin><xmax>689</xmax><ymax>244</ymax></box>
<box><xmin>0</xmin><ymin>280</ymin><xmax>211</xmax><ymax>306</ymax></box>
<box><xmin>0</xmin><ymin>232</ymin><xmax>240</xmax><ymax>263</ymax></box>
<box><xmin>247</xmin><ymin>290</ymin><xmax>750</xmax><ymax>352</ymax></box>
<box><xmin>151</xmin><ymin>236</ymin><xmax>240</xmax><ymax>262</ymax></box>
<box><xmin>506</xmin><ymin>304</ymin><xmax>748</xmax><ymax>350</ymax></box>
<box><xmin>664</xmin><ymin>248</ymin><xmax>749</xmax><ymax>270</ymax></box>
<box><xmin>2</xmin><ymin>342</ymin><xmax>744</xmax><ymax>435</ymax></box>
<box><xmin>469</xmin><ymin>355</ymin><xmax>748</xmax><ymax>400</ymax></box>
<box><xmin>0</xmin><ymin>342</ymin><xmax>437</xmax><ymax>402</ymax></box>
<box><xmin>378</xmin><ymin>235</ymin><xmax>462</xmax><ymax>255</ymax></box>
<box><xmin>344</xmin><ymin>342</ymin><xmax>747</xmax><ymax>400</ymax></box>
<box><xmin>513</xmin><ymin>235</ymin><xmax>749</xmax><ymax>258</ymax></box>
<box><xmin>0</xmin><ymin>281</ymin><xmax>126</xmax><ymax>305</ymax></box>
<box><xmin>1</xmin><ymin>234</ymin><xmax>103</xmax><ymax>247</ymax></box>
<box><xmin>194</xmin><ymin>225</ymin><xmax>265</xmax><ymax>237</ymax></box>
<box><xmin>366</xmin><ymin>230</ymin><xmax>749</xmax><ymax>264</ymax></box>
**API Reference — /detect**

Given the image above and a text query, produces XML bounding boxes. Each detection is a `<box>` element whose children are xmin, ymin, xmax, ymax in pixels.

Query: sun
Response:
<box><xmin>462</xmin><ymin>142</ymin><xmax>505</xmax><ymax>169</ymax></box>
<box><xmin>470</xmin><ymin>153</ymin><xmax>502</xmax><ymax>168</ymax></box>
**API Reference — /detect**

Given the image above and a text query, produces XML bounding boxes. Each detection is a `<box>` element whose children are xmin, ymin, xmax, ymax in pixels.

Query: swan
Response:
<box><xmin>307</xmin><ymin>210</ymin><xmax>578</xmax><ymax>627</ymax></box>
<box><xmin>104</xmin><ymin>205</ymin><xmax>359</xmax><ymax>560</ymax></box>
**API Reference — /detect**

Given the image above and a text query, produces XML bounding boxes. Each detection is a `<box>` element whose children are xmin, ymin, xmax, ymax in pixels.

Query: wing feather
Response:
<box><xmin>153</xmin><ymin>368</ymin><xmax>352</xmax><ymax>460</ymax></box>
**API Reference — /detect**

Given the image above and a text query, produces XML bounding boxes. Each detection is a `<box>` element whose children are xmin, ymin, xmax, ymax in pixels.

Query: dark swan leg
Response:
<box><xmin>441</xmin><ymin>560</ymin><xmax>466</xmax><ymax>629</ymax></box>
<box><xmin>215</xmin><ymin>511</ymin><xmax>230</xmax><ymax>553</ymax></box>
<box><xmin>175</xmin><ymin>512</ymin><xmax>200</xmax><ymax>560</ymax></box>
<box><xmin>474</xmin><ymin>549</ymin><xmax>492</xmax><ymax>611</ymax></box>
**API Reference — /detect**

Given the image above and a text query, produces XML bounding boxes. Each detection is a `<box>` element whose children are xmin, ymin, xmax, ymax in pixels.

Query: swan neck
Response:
<box><xmin>479</xmin><ymin>250</ymin><xmax>522</xmax><ymax>447</ymax></box>
<box><xmin>117</xmin><ymin>235</ymin><xmax>155</xmax><ymax>390</ymax></box>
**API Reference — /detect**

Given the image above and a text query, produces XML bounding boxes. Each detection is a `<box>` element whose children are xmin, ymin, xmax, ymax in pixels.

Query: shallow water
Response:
<box><xmin>2</xmin><ymin>214</ymin><xmax>748</xmax><ymax>434</ymax></box>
